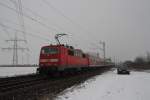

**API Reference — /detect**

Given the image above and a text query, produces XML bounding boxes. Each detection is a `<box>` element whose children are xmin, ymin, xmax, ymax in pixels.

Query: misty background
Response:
<box><xmin>0</xmin><ymin>0</ymin><xmax>150</xmax><ymax>65</ymax></box>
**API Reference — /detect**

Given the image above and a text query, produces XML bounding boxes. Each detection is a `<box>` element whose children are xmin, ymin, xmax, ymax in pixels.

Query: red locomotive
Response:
<box><xmin>37</xmin><ymin>44</ymin><xmax>104</xmax><ymax>74</ymax></box>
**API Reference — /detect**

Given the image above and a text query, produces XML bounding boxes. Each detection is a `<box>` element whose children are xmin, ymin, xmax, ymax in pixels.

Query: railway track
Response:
<box><xmin>0</xmin><ymin>74</ymin><xmax>50</xmax><ymax>94</ymax></box>
<box><xmin>0</xmin><ymin>67</ymin><xmax>111</xmax><ymax>100</ymax></box>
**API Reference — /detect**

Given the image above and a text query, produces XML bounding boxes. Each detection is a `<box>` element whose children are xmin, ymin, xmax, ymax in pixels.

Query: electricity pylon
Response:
<box><xmin>2</xmin><ymin>32</ymin><xmax>28</xmax><ymax>65</ymax></box>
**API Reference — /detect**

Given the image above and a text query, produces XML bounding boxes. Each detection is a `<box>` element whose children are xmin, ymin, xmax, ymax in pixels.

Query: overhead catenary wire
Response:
<box><xmin>41</xmin><ymin>0</ymin><xmax>94</xmax><ymax>47</ymax></box>
<box><xmin>18</xmin><ymin>1</ymin><xmax>80</xmax><ymax>43</ymax></box>
<box><xmin>9</xmin><ymin>0</ymin><xmax>73</xmax><ymax>45</ymax></box>
<box><xmin>18</xmin><ymin>5</ymin><xmax>78</xmax><ymax>46</ymax></box>
<box><xmin>21</xmin><ymin>6</ymin><xmax>78</xmax><ymax>45</ymax></box>
<box><xmin>21</xmin><ymin>2</ymin><xmax>79</xmax><ymax>42</ymax></box>
<box><xmin>1</xmin><ymin>0</ymin><xmax>88</xmax><ymax>47</ymax></box>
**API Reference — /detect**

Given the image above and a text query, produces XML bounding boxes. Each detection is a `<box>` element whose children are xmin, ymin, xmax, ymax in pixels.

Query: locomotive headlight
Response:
<box><xmin>40</xmin><ymin>59</ymin><xmax>47</xmax><ymax>62</ymax></box>
<box><xmin>50</xmin><ymin>59</ymin><xmax>59</xmax><ymax>62</ymax></box>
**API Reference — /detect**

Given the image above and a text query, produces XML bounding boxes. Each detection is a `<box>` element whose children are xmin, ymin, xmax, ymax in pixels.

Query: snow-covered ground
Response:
<box><xmin>0</xmin><ymin>67</ymin><xmax>37</xmax><ymax>77</ymax></box>
<box><xmin>56</xmin><ymin>70</ymin><xmax>150</xmax><ymax>100</ymax></box>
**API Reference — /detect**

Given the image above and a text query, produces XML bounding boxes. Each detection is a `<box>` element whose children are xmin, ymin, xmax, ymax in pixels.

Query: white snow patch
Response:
<box><xmin>0</xmin><ymin>67</ymin><xmax>37</xmax><ymax>77</ymax></box>
<box><xmin>56</xmin><ymin>71</ymin><xmax>150</xmax><ymax>100</ymax></box>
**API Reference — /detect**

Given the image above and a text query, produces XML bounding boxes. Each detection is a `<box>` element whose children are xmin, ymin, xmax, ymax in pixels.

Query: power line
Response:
<box><xmin>0</xmin><ymin>22</ymin><xmax>50</xmax><ymax>41</ymax></box>
<box><xmin>42</xmin><ymin>0</ymin><xmax>92</xmax><ymax>35</ymax></box>
<box><xmin>22</xmin><ymin>1</ymin><xmax>82</xmax><ymax>44</ymax></box>
<box><xmin>0</xmin><ymin>0</ymin><xmax>54</xmax><ymax>65</ymax></box>
<box><xmin>1</xmin><ymin>0</ymin><xmax>29</xmax><ymax>65</ymax></box>
<box><xmin>41</xmin><ymin>0</ymin><xmax>93</xmax><ymax>46</ymax></box>
<box><xmin>0</xmin><ymin>17</ymin><xmax>51</xmax><ymax>64</ymax></box>
<box><xmin>11</xmin><ymin>0</ymin><xmax>28</xmax><ymax>65</ymax></box>
<box><xmin>9</xmin><ymin>0</ymin><xmax>27</xmax><ymax>41</ymax></box>
<box><xmin>0</xmin><ymin>1</ymin><xmax>59</xmax><ymax>33</ymax></box>
<box><xmin>1</xmin><ymin>1</ymin><xmax>77</xmax><ymax>45</ymax></box>
<box><xmin>0</xmin><ymin>21</ymin><xmax>11</xmax><ymax>39</ymax></box>
<box><xmin>0</xmin><ymin>22</ymin><xmax>49</xmax><ymax>65</ymax></box>
<box><xmin>7</xmin><ymin>0</ymin><xmax>84</xmax><ymax>46</ymax></box>
<box><xmin>18</xmin><ymin>1</ymin><xmax>77</xmax><ymax>42</ymax></box>
<box><xmin>0</xmin><ymin>17</ymin><xmax>51</xmax><ymax>38</ymax></box>
<box><xmin>0</xmin><ymin>0</ymin><xmax>88</xmax><ymax>48</ymax></box>
<box><xmin>17</xmin><ymin>0</ymin><xmax>27</xmax><ymax>40</ymax></box>
<box><xmin>21</xmin><ymin>5</ymin><xmax>66</xmax><ymax>33</ymax></box>
<box><xmin>0</xmin><ymin>29</ymin><xmax>8</xmax><ymax>41</ymax></box>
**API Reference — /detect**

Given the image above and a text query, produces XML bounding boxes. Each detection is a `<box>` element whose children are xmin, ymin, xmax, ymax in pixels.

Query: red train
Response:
<box><xmin>37</xmin><ymin>44</ymin><xmax>104</xmax><ymax>74</ymax></box>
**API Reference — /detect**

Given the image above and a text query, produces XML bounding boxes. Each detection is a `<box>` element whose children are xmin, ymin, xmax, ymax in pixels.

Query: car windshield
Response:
<box><xmin>41</xmin><ymin>47</ymin><xmax>59</xmax><ymax>54</ymax></box>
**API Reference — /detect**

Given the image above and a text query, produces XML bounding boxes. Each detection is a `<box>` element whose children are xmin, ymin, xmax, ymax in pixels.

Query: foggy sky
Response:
<box><xmin>0</xmin><ymin>0</ymin><xmax>150</xmax><ymax>64</ymax></box>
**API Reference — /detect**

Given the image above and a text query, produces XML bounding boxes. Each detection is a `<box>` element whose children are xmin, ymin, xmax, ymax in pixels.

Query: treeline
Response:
<box><xmin>124</xmin><ymin>52</ymin><xmax>150</xmax><ymax>70</ymax></box>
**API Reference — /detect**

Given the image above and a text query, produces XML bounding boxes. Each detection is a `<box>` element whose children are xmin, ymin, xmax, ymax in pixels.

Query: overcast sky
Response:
<box><xmin>0</xmin><ymin>0</ymin><xmax>150</xmax><ymax>64</ymax></box>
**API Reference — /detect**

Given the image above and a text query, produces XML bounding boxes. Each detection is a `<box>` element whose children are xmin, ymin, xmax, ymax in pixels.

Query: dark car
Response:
<box><xmin>117</xmin><ymin>64</ymin><xmax>130</xmax><ymax>74</ymax></box>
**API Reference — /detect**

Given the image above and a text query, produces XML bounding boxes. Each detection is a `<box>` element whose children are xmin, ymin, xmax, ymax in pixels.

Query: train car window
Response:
<box><xmin>68</xmin><ymin>50</ymin><xmax>74</xmax><ymax>56</ymax></box>
<box><xmin>74</xmin><ymin>51</ymin><xmax>77</xmax><ymax>56</ymax></box>
<box><xmin>78</xmin><ymin>52</ymin><xmax>82</xmax><ymax>57</ymax></box>
<box><xmin>42</xmin><ymin>47</ymin><xmax>59</xmax><ymax>54</ymax></box>
<box><xmin>82</xmin><ymin>53</ymin><xmax>86</xmax><ymax>58</ymax></box>
<box><xmin>74</xmin><ymin>50</ymin><xmax>83</xmax><ymax>57</ymax></box>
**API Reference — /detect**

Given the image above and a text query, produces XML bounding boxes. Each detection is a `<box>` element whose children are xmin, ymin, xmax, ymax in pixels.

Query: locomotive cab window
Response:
<box><xmin>41</xmin><ymin>47</ymin><xmax>59</xmax><ymax>54</ymax></box>
<box><xmin>68</xmin><ymin>49</ymin><xmax>74</xmax><ymax>56</ymax></box>
<box><xmin>82</xmin><ymin>53</ymin><xmax>86</xmax><ymax>58</ymax></box>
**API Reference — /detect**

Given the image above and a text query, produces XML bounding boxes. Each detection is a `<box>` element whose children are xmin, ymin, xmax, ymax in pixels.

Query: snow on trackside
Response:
<box><xmin>55</xmin><ymin>71</ymin><xmax>150</xmax><ymax>100</ymax></box>
<box><xmin>0</xmin><ymin>67</ymin><xmax>37</xmax><ymax>77</ymax></box>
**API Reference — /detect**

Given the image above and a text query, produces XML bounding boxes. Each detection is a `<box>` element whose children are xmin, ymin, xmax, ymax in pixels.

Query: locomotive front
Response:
<box><xmin>38</xmin><ymin>45</ymin><xmax>60</xmax><ymax>74</ymax></box>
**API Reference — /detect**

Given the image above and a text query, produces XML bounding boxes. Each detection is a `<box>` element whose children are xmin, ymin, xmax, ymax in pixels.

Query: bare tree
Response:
<box><xmin>146</xmin><ymin>52</ymin><xmax>150</xmax><ymax>64</ymax></box>
<box><xmin>134</xmin><ymin>56</ymin><xmax>145</xmax><ymax>64</ymax></box>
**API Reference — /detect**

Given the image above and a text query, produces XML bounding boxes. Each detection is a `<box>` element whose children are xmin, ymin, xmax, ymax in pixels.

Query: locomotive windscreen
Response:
<box><xmin>41</xmin><ymin>47</ymin><xmax>59</xmax><ymax>54</ymax></box>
